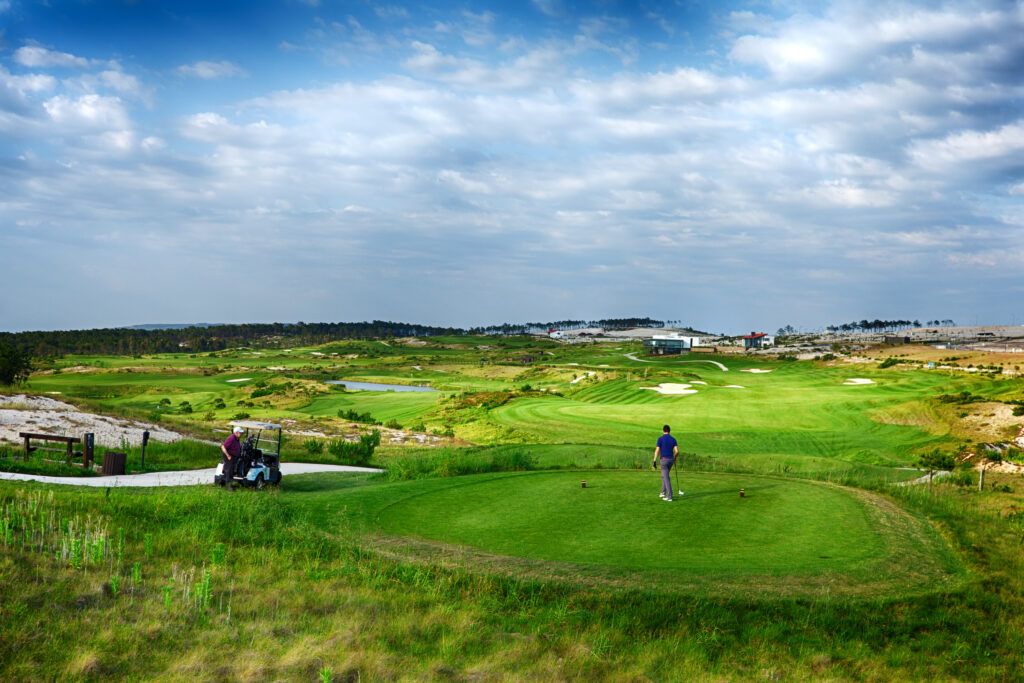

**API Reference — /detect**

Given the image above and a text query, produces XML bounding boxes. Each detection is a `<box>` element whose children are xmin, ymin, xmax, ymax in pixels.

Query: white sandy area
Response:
<box><xmin>599</xmin><ymin>364</ymin><xmax>610</xmax><ymax>367</ymax></box>
<box><xmin>0</xmin><ymin>394</ymin><xmax>184</xmax><ymax>448</ymax></box>
<box><xmin>412</xmin><ymin>365</ymin><xmax>423</xmax><ymax>371</ymax></box>
<box><xmin>310</xmin><ymin>352</ymin><xmax>325</xmax><ymax>356</ymax></box>
<box><xmin>741</xmin><ymin>369</ymin><xmax>773</xmax><ymax>374</ymax></box>
<box><xmin>723</xmin><ymin>385</ymin><xmax>745</xmax><ymax>389</ymax></box>
<box><xmin>691</xmin><ymin>380</ymin><xmax>707</xmax><ymax>385</ymax></box>
<box><xmin>571</xmin><ymin>372</ymin><xmax>597</xmax><ymax>384</ymax></box>
<box><xmin>266</xmin><ymin>366</ymin><xmax>287</xmax><ymax>371</ymax></box>
<box><xmin>226</xmin><ymin>378</ymin><xmax>252</xmax><ymax>383</ymax></box>
<box><xmin>566</xmin><ymin>362</ymin><xmax>580</xmax><ymax>366</ymax></box>
<box><xmin>844</xmin><ymin>378</ymin><xmax>876</xmax><ymax>385</ymax></box>
<box><xmin>642</xmin><ymin>383</ymin><xmax>698</xmax><ymax>395</ymax></box>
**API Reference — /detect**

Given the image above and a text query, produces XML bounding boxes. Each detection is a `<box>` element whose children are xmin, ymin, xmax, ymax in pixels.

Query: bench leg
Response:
<box><xmin>23</xmin><ymin>436</ymin><xmax>30</xmax><ymax>462</ymax></box>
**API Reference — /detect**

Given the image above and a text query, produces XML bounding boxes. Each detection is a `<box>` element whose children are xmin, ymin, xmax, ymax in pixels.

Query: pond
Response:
<box><xmin>325</xmin><ymin>380</ymin><xmax>438</xmax><ymax>392</ymax></box>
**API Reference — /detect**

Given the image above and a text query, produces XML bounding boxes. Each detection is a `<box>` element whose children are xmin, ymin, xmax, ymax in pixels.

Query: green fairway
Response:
<box><xmin>325</xmin><ymin>470</ymin><xmax>963</xmax><ymax>597</ymax></box>
<box><xmin>491</xmin><ymin>363</ymin><xmax>1001</xmax><ymax>464</ymax></box>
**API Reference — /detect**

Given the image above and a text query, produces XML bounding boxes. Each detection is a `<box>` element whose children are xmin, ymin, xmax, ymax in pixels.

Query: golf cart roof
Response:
<box><xmin>229</xmin><ymin>420</ymin><xmax>282</xmax><ymax>431</ymax></box>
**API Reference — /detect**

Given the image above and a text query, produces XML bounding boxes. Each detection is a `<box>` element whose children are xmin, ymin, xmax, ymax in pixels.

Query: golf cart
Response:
<box><xmin>214</xmin><ymin>420</ymin><xmax>283</xmax><ymax>490</ymax></box>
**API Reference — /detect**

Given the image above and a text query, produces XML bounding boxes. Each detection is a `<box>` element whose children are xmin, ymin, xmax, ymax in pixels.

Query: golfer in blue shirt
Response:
<box><xmin>655</xmin><ymin>425</ymin><xmax>679</xmax><ymax>501</ymax></box>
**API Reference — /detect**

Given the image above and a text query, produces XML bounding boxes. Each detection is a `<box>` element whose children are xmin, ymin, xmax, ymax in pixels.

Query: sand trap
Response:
<box><xmin>723</xmin><ymin>385</ymin><xmax>745</xmax><ymax>388</ymax></box>
<box><xmin>226</xmin><ymin>378</ymin><xmax>252</xmax><ymax>383</ymax></box>
<box><xmin>599</xmin><ymin>364</ymin><xmax>610</xmax><ymax>367</ymax></box>
<box><xmin>741</xmin><ymin>369</ymin><xmax>773</xmax><ymax>374</ymax></box>
<box><xmin>0</xmin><ymin>394</ymin><xmax>183</xmax><ymax>448</ymax></box>
<box><xmin>412</xmin><ymin>365</ymin><xmax>423</xmax><ymax>371</ymax></box>
<box><xmin>691</xmin><ymin>380</ymin><xmax>707</xmax><ymax>385</ymax></box>
<box><xmin>566</xmin><ymin>362</ymin><xmax>580</xmax><ymax>366</ymax></box>
<box><xmin>571</xmin><ymin>371</ymin><xmax>597</xmax><ymax>384</ymax></box>
<box><xmin>642</xmin><ymin>383</ymin><xmax>698</xmax><ymax>395</ymax></box>
<box><xmin>844</xmin><ymin>378</ymin><xmax>876</xmax><ymax>385</ymax></box>
<box><xmin>266</xmin><ymin>366</ymin><xmax>287</xmax><ymax>371</ymax></box>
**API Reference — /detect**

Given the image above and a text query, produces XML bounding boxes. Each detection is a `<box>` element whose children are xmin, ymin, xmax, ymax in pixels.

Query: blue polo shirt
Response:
<box><xmin>657</xmin><ymin>433</ymin><xmax>677</xmax><ymax>460</ymax></box>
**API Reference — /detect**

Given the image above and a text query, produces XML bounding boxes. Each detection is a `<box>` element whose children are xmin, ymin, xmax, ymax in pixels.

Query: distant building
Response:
<box><xmin>742</xmin><ymin>332</ymin><xmax>774</xmax><ymax>349</ymax></box>
<box><xmin>643</xmin><ymin>334</ymin><xmax>697</xmax><ymax>355</ymax></box>
<box><xmin>548</xmin><ymin>329</ymin><xmax>563</xmax><ymax>339</ymax></box>
<box><xmin>885</xmin><ymin>336</ymin><xmax>911</xmax><ymax>344</ymax></box>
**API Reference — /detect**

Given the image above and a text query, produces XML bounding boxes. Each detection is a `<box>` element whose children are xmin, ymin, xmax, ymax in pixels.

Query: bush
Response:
<box><xmin>232</xmin><ymin>412</ymin><xmax>250</xmax><ymax>420</ymax></box>
<box><xmin>337</xmin><ymin>409</ymin><xmax>381</xmax><ymax>425</ymax></box>
<box><xmin>302</xmin><ymin>438</ymin><xmax>324</xmax><ymax>455</ymax></box>
<box><xmin>384</xmin><ymin>419</ymin><xmax>402</xmax><ymax>429</ymax></box>
<box><xmin>0</xmin><ymin>342</ymin><xmax>31</xmax><ymax>385</ymax></box>
<box><xmin>328</xmin><ymin>430</ymin><xmax>380</xmax><ymax>466</ymax></box>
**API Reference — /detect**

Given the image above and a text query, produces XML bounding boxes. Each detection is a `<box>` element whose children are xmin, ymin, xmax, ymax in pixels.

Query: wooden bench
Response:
<box><xmin>19</xmin><ymin>432</ymin><xmax>82</xmax><ymax>465</ymax></box>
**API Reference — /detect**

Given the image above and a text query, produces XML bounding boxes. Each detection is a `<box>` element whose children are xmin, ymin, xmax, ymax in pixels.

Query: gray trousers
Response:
<box><xmin>660</xmin><ymin>458</ymin><xmax>675</xmax><ymax>500</ymax></box>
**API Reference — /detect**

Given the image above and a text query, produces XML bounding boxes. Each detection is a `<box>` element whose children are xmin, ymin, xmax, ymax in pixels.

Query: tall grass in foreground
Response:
<box><xmin>2</xmin><ymin>476</ymin><xmax>1023</xmax><ymax>680</ymax></box>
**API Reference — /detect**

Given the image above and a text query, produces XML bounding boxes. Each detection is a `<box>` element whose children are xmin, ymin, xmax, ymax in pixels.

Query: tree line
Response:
<box><xmin>0</xmin><ymin>317</ymin><xmax>690</xmax><ymax>359</ymax></box>
<box><xmin>825</xmin><ymin>319</ymin><xmax>956</xmax><ymax>333</ymax></box>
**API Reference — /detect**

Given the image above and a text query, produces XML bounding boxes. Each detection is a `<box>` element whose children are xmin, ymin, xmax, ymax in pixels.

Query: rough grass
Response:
<box><xmin>1</xmin><ymin>474</ymin><xmax>1021</xmax><ymax>681</ymax></box>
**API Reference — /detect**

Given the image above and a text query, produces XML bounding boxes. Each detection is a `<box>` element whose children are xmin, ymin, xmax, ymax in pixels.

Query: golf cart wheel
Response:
<box><xmin>254</xmin><ymin>473</ymin><xmax>266</xmax><ymax>491</ymax></box>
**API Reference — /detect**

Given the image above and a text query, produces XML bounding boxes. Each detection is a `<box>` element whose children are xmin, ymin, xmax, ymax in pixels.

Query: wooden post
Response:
<box><xmin>66</xmin><ymin>440</ymin><xmax>73</xmax><ymax>466</ymax></box>
<box><xmin>23</xmin><ymin>434</ymin><xmax>31</xmax><ymax>461</ymax></box>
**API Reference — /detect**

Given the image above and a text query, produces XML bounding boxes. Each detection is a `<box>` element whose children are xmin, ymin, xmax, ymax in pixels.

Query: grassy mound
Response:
<box><xmin>319</xmin><ymin>470</ymin><xmax>963</xmax><ymax>598</ymax></box>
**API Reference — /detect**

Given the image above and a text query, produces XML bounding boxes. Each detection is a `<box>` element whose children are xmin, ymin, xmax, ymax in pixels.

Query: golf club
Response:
<box><xmin>675</xmin><ymin>452</ymin><xmax>684</xmax><ymax>496</ymax></box>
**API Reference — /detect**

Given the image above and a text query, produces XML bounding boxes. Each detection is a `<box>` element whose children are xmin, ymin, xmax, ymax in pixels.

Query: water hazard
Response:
<box><xmin>325</xmin><ymin>380</ymin><xmax>438</xmax><ymax>392</ymax></box>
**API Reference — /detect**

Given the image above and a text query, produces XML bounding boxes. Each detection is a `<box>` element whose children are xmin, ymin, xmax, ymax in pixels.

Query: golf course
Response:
<box><xmin>2</xmin><ymin>335</ymin><xmax>1023</xmax><ymax>680</ymax></box>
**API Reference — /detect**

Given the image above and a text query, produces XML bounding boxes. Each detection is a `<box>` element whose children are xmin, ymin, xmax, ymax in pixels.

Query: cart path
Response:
<box><xmin>894</xmin><ymin>470</ymin><xmax>951</xmax><ymax>486</ymax></box>
<box><xmin>623</xmin><ymin>354</ymin><xmax>729</xmax><ymax>371</ymax></box>
<box><xmin>0</xmin><ymin>462</ymin><xmax>382</xmax><ymax>488</ymax></box>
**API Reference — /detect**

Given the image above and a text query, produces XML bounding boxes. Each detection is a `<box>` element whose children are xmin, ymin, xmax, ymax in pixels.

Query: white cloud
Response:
<box><xmin>0</xmin><ymin>65</ymin><xmax>57</xmax><ymax>95</ymax></box>
<box><xmin>176</xmin><ymin>60</ymin><xmax>247</xmax><ymax>79</ymax></box>
<box><xmin>909</xmin><ymin>121</ymin><xmax>1024</xmax><ymax>168</ymax></box>
<box><xmin>43</xmin><ymin>93</ymin><xmax>131</xmax><ymax>130</ymax></box>
<box><xmin>15</xmin><ymin>45</ymin><xmax>105</xmax><ymax>69</ymax></box>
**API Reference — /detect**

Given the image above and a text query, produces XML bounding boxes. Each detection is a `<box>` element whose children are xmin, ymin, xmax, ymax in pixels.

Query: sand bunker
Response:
<box><xmin>226</xmin><ymin>378</ymin><xmax>252</xmax><ymax>383</ymax></box>
<box><xmin>0</xmin><ymin>394</ymin><xmax>183</xmax><ymax>448</ymax></box>
<box><xmin>741</xmin><ymin>369</ymin><xmax>773</xmax><ymax>374</ymax></box>
<box><xmin>844</xmin><ymin>378</ymin><xmax>876</xmax><ymax>385</ymax></box>
<box><xmin>642</xmin><ymin>383</ymin><xmax>698</xmax><ymax>395</ymax></box>
<box><xmin>723</xmin><ymin>385</ymin><xmax>745</xmax><ymax>388</ymax></box>
<box><xmin>691</xmin><ymin>380</ymin><xmax>707</xmax><ymax>385</ymax></box>
<box><xmin>571</xmin><ymin>372</ymin><xmax>597</xmax><ymax>384</ymax></box>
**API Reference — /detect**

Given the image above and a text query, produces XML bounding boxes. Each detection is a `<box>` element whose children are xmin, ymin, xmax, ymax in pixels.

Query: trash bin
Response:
<box><xmin>102</xmin><ymin>451</ymin><xmax>127</xmax><ymax>476</ymax></box>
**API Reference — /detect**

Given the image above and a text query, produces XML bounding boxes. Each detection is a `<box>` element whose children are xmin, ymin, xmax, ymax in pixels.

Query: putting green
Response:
<box><xmin>340</xmin><ymin>471</ymin><xmax>963</xmax><ymax>597</ymax></box>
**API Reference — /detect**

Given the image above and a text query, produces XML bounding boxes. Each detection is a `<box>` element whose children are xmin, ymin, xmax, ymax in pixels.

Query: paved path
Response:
<box><xmin>623</xmin><ymin>354</ymin><xmax>729</xmax><ymax>371</ymax></box>
<box><xmin>895</xmin><ymin>469</ymin><xmax>951</xmax><ymax>486</ymax></box>
<box><xmin>0</xmin><ymin>463</ymin><xmax>382</xmax><ymax>488</ymax></box>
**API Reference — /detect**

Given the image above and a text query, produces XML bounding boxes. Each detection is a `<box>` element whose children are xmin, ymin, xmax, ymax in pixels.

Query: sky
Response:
<box><xmin>1</xmin><ymin>0</ymin><xmax>1022</xmax><ymax>335</ymax></box>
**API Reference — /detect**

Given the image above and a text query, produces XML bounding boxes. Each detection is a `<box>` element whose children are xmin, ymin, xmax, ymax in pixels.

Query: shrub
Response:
<box><xmin>336</xmin><ymin>409</ymin><xmax>381</xmax><ymax>425</ymax></box>
<box><xmin>384</xmin><ymin>419</ymin><xmax>402</xmax><ymax>429</ymax></box>
<box><xmin>232</xmin><ymin>412</ymin><xmax>250</xmax><ymax>420</ymax></box>
<box><xmin>302</xmin><ymin>438</ymin><xmax>324</xmax><ymax>455</ymax></box>
<box><xmin>328</xmin><ymin>430</ymin><xmax>381</xmax><ymax>466</ymax></box>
